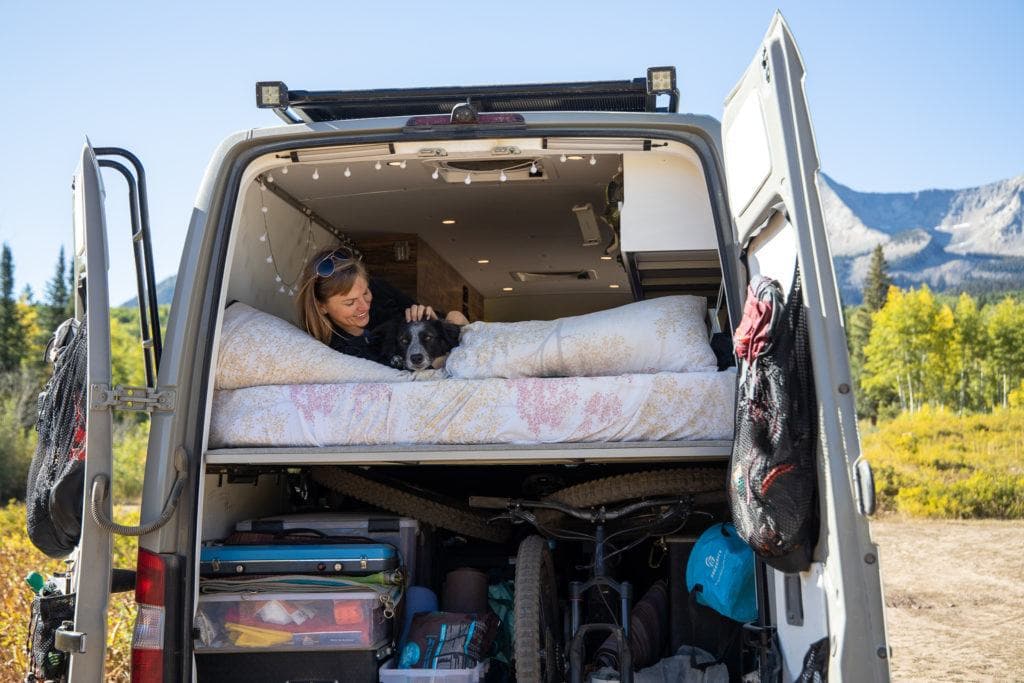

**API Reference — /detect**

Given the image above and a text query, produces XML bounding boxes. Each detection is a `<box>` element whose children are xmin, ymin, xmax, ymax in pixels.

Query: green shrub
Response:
<box><xmin>0</xmin><ymin>501</ymin><xmax>138</xmax><ymax>680</ymax></box>
<box><xmin>863</xmin><ymin>407</ymin><xmax>1024</xmax><ymax>518</ymax></box>
<box><xmin>0</xmin><ymin>394</ymin><xmax>35</xmax><ymax>501</ymax></box>
<box><xmin>112</xmin><ymin>418</ymin><xmax>149</xmax><ymax>503</ymax></box>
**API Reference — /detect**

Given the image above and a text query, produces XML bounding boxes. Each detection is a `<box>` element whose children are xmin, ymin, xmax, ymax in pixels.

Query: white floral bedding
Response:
<box><xmin>209</xmin><ymin>371</ymin><xmax>736</xmax><ymax>448</ymax></box>
<box><xmin>446</xmin><ymin>295</ymin><xmax>717</xmax><ymax>379</ymax></box>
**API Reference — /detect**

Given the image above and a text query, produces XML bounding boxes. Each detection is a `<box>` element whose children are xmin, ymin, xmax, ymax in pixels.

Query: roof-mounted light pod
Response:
<box><xmin>256</xmin><ymin>81</ymin><xmax>289</xmax><ymax>108</ymax></box>
<box><xmin>646</xmin><ymin>67</ymin><xmax>679</xmax><ymax>111</ymax></box>
<box><xmin>646</xmin><ymin>67</ymin><xmax>676</xmax><ymax>94</ymax></box>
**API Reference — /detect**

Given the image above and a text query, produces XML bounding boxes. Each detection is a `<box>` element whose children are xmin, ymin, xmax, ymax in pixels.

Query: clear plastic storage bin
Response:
<box><xmin>194</xmin><ymin>590</ymin><xmax>390</xmax><ymax>652</ymax></box>
<box><xmin>378</xmin><ymin>659</ymin><xmax>488</xmax><ymax>683</ymax></box>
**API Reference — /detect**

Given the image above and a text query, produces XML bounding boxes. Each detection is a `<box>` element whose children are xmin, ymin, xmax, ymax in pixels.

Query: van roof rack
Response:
<box><xmin>255</xmin><ymin>68</ymin><xmax>679</xmax><ymax>124</ymax></box>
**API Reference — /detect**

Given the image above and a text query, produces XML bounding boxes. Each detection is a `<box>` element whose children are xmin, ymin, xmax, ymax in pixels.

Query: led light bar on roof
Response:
<box><xmin>543</xmin><ymin>138</ymin><xmax>651</xmax><ymax>152</ymax></box>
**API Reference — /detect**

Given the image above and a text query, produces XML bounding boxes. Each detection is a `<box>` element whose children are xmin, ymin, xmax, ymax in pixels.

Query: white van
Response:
<box><xmin>59</xmin><ymin>14</ymin><xmax>888</xmax><ymax>683</ymax></box>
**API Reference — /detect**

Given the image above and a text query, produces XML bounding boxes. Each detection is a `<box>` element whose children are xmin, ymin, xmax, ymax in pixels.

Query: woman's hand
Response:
<box><xmin>404</xmin><ymin>304</ymin><xmax>438</xmax><ymax>322</ymax></box>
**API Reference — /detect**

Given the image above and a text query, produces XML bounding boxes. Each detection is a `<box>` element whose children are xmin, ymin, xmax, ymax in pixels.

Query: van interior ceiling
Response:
<box><xmin>224</xmin><ymin>137</ymin><xmax>723</xmax><ymax>325</ymax></box>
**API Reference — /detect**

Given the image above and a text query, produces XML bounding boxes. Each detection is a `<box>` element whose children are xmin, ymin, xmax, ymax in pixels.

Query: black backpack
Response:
<box><xmin>728</xmin><ymin>268</ymin><xmax>819</xmax><ymax>573</ymax></box>
<box><xmin>26</xmin><ymin>319</ymin><xmax>88</xmax><ymax>559</ymax></box>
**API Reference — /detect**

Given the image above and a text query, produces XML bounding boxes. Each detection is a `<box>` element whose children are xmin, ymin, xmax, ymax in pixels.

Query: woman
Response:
<box><xmin>296</xmin><ymin>247</ymin><xmax>468</xmax><ymax>362</ymax></box>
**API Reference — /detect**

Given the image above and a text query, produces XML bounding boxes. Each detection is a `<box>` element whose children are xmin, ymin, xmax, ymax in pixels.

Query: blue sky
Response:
<box><xmin>1</xmin><ymin>1</ymin><xmax>1021</xmax><ymax>305</ymax></box>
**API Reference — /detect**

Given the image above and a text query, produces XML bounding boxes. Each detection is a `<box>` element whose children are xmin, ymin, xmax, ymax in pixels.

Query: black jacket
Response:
<box><xmin>327</xmin><ymin>278</ymin><xmax>414</xmax><ymax>362</ymax></box>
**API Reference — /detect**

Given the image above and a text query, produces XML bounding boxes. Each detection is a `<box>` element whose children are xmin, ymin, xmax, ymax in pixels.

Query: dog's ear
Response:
<box><xmin>370</xmin><ymin>318</ymin><xmax>402</xmax><ymax>368</ymax></box>
<box><xmin>440</xmin><ymin>321</ymin><xmax>462</xmax><ymax>350</ymax></box>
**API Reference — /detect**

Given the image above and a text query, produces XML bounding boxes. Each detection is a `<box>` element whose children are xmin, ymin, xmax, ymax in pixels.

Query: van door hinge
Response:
<box><xmin>91</xmin><ymin>384</ymin><xmax>175</xmax><ymax>412</ymax></box>
<box><xmin>55</xmin><ymin>621</ymin><xmax>87</xmax><ymax>654</ymax></box>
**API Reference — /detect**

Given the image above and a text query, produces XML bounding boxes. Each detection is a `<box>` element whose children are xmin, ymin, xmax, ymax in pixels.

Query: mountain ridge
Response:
<box><xmin>819</xmin><ymin>172</ymin><xmax>1024</xmax><ymax>302</ymax></box>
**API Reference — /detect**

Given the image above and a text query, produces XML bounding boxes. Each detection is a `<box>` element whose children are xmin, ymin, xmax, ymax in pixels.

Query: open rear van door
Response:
<box><xmin>722</xmin><ymin>13</ymin><xmax>890</xmax><ymax>682</ymax></box>
<box><xmin>63</xmin><ymin>141</ymin><xmax>115</xmax><ymax>681</ymax></box>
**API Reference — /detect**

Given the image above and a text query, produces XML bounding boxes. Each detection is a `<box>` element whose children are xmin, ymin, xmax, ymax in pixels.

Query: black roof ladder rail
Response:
<box><xmin>94</xmin><ymin>148</ymin><xmax>162</xmax><ymax>388</ymax></box>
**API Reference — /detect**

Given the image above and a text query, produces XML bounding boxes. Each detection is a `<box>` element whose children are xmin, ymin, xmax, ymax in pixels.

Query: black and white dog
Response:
<box><xmin>374</xmin><ymin>318</ymin><xmax>462</xmax><ymax>371</ymax></box>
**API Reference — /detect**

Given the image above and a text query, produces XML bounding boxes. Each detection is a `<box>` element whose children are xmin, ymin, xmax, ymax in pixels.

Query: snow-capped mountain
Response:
<box><xmin>819</xmin><ymin>173</ymin><xmax>1024</xmax><ymax>303</ymax></box>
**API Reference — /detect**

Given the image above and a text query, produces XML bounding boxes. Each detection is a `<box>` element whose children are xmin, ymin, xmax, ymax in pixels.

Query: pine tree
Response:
<box><xmin>847</xmin><ymin>305</ymin><xmax>877</xmax><ymax>420</ymax></box>
<box><xmin>849</xmin><ymin>245</ymin><xmax>893</xmax><ymax>420</ymax></box>
<box><xmin>40</xmin><ymin>246</ymin><xmax>71</xmax><ymax>333</ymax></box>
<box><xmin>66</xmin><ymin>249</ymin><xmax>76</xmax><ymax>318</ymax></box>
<box><xmin>0</xmin><ymin>243</ymin><xmax>27</xmax><ymax>372</ymax></box>
<box><xmin>863</xmin><ymin>244</ymin><xmax>892</xmax><ymax>311</ymax></box>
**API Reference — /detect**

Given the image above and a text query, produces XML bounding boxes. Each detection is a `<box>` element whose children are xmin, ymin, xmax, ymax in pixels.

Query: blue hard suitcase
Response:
<box><xmin>235</xmin><ymin>513</ymin><xmax>429</xmax><ymax>585</ymax></box>
<box><xmin>199</xmin><ymin>543</ymin><xmax>398</xmax><ymax>577</ymax></box>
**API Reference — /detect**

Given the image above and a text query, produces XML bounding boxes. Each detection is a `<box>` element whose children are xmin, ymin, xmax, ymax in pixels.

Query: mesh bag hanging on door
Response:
<box><xmin>26</xmin><ymin>319</ymin><xmax>89</xmax><ymax>558</ymax></box>
<box><xmin>728</xmin><ymin>267</ymin><xmax>818</xmax><ymax>573</ymax></box>
<box><xmin>27</xmin><ymin>591</ymin><xmax>76</xmax><ymax>681</ymax></box>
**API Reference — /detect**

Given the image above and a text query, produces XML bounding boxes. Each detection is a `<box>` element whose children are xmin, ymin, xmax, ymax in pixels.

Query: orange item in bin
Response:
<box><xmin>333</xmin><ymin>599</ymin><xmax>367</xmax><ymax>626</ymax></box>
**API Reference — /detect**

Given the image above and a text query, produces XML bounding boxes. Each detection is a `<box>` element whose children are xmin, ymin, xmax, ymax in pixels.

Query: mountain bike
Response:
<box><xmin>470</xmin><ymin>494</ymin><xmax>703</xmax><ymax>683</ymax></box>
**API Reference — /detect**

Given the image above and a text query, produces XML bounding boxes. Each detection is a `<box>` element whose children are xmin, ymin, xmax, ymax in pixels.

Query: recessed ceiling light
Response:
<box><xmin>567</xmin><ymin>155</ymin><xmax>584</xmax><ymax>161</ymax></box>
<box><xmin>442</xmin><ymin>219</ymin><xmax>456</xmax><ymax>225</ymax></box>
<box><xmin>477</xmin><ymin>259</ymin><xmax>490</xmax><ymax>264</ymax></box>
<box><xmin>600</xmin><ymin>256</ymin><xmax>613</xmax><ymax>260</ymax></box>
<box><xmin>502</xmin><ymin>287</ymin><xmax>514</xmax><ymax>292</ymax></box>
<box><xmin>387</xmin><ymin>161</ymin><xmax>403</xmax><ymax>167</ymax></box>
<box><xmin>609</xmin><ymin>284</ymin><xmax>620</xmax><ymax>289</ymax></box>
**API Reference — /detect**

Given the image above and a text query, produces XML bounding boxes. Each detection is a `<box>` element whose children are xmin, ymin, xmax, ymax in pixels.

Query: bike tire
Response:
<box><xmin>537</xmin><ymin>467</ymin><xmax>726</xmax><ymax>527</ymax></box>
<box><xmin>311</xmin><ymin>468</ymin><xmax>509</xmax><ymax>543</ymax></box>
<box><xmin>514</xmin><ymin>535</ymin><xmax>562</xmax><ymax>683</ymax></box>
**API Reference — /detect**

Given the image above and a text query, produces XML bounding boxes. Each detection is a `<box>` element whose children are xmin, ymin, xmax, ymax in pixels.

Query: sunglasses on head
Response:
<box><xmin>315</xmin><ymin>248</ymin><xmax>359</xmax><ymax>278</ymax></box>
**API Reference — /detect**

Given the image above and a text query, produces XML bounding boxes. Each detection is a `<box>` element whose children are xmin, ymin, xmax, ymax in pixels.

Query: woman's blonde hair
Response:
<box><xmin>296</xmin><ymin>247</ymin><xmax>369</xmax><ymax>345</ymax></box>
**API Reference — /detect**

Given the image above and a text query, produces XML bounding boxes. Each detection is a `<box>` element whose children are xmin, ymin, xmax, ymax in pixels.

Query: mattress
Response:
<box><xmin>209</xmin><ymin>370</ymin><xmax>736</xmax><ymax>448</ymax></box>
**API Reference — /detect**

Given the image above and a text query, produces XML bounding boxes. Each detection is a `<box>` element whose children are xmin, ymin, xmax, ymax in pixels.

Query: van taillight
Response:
<box><xmin>405</xmin><ymin>112</ymin><xmax>525</xmax><ymax>127</ymax></box>
<box><xmin>131</xmin><ymin>548</ymin><xmax>166</xmax><ymax>683</ymax></box>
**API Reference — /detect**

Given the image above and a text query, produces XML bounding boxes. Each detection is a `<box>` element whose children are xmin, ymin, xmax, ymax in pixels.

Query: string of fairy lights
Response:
<box><xmin>255</xmin><ymin>152</ymin><xmax>612</xmax><ymax>294</ymax></box>
<box><xmin>257</xmin><ymin>182</ymin><xmax>321</xmax><ymax>297</ymax></box>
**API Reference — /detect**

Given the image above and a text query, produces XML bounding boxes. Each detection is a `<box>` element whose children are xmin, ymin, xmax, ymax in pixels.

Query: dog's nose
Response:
<box><xmin>410</xmin><ymin>353</ymin><xmax>425</xmax><ymax>365</ymax></box>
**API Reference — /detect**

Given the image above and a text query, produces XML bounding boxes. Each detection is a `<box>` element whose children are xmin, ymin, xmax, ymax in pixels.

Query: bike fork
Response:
<box><xmin>568</xmin><ymin>520</ymin><xmax>635</xmax><ymax>682</ymax></box>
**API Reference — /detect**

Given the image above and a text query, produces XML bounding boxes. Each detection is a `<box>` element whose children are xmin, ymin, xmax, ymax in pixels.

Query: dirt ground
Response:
<box><xmin>872</xmin><ymin>518</ymin><xmax>1024</xmax><ymax>682</ymax></box>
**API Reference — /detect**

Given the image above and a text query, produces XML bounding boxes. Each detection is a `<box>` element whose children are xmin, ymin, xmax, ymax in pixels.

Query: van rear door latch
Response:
<box><xmin>91</xmin><ymin>384</ymin><xmax>175</xmax><ymax>412</ymax></box>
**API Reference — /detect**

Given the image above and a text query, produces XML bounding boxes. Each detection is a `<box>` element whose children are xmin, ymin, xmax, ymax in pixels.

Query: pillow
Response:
<box><xmin>445</xmin><ymin>295</ymin><xmax>717</xmax><ymax>379</ymax></box>
<box><xmin>215</xmin><ymin>302</ymin><xmax>439</xmax><ymax>390</ymax></box>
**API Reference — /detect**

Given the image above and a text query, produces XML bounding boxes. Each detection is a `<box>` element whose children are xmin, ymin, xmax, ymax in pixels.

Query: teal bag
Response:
<box><xmin>685</xmin><ymin>523</ymin><xmax>757</xmax><ymax>623</ymax></box>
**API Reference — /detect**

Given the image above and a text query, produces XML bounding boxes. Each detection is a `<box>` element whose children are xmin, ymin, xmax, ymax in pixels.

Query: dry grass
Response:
<box><xmin>862</xmin><ymin>407</ymin><xmax>1024</xmax><ymax>517</ymax></box>
<box><xmin>0</xmin><ymin>502</ymin><xmax>138</xmax><ymax>681</ymax></box>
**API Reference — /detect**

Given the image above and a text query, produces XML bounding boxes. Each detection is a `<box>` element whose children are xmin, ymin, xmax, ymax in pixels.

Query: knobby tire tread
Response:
<box><xmin>311</xmin><ymin>468</ymin><xmax>508</xmax><ymax>542</ymax></box>
<box><xmin>514</xmin><ymin>535</ymin><xmax>559</xmax><ymax>683</ymax></box>
<box><xmin>537</xmin><ymin>467</ymin><xmax>726</xmax><ymax>527</ymax></box>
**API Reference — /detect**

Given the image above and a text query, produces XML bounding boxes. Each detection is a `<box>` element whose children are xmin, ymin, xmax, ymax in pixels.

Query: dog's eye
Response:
<box><xmin>423</xmin><ymin>334</ymin><xmax>434</xmax><ymax>341</ymax></box>
<box><xmin>400</xmin><ymin>335</ymin><xmax>411</xmax><ymax>345</ymax></box>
